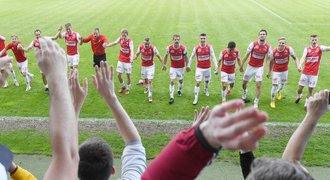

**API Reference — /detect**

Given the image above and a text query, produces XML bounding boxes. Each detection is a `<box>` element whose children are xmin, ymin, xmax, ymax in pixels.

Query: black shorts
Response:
<box><xmin>93</xmin><ymin>54</ymin><xmax>107</xmax><ymax>67</ymax></box>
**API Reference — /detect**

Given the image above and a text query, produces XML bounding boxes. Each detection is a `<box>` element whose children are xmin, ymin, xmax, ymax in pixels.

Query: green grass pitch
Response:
<box><xmin>1</xmin><ymin>0</ymin><xmax>330</xmax><ymax>123</ymax></box>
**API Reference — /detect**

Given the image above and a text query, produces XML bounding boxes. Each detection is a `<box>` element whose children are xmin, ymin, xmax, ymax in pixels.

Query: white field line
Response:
<box><xmin>1</xmin><ymin>116</ymin><xmax>330</xmax><ymax>127</ymax></box>
<box><xmin>250</xmin><ymin>0</ymin><xmax>292</xmax><ymax>25</ymax></box>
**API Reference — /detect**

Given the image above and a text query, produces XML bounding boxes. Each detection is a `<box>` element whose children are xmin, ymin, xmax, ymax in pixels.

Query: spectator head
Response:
<box><xmin>78</xmin><ymin>138</ymin><xmax>115</xmax><ymax>180</ymax></box>
<box><xmin>246</xmin><ymin>158</ymin><xmax>314</xmax><ymax>180</ymax></box>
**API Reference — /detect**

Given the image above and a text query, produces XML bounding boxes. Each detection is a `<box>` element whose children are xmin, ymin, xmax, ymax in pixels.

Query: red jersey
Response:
<box><xmin>220</xmin><ymin>49</ymin><xmax>240</xmax><ymax>74</ymax></box>
<box><xmin>272</xmin><ymin>46</ymin><xmax>293</xmax><ymax>72</ymax></box>
<box><xmin>62</xmin><ymin>32</ymin><xmax>80</xmax><ymax>55</ymax></box>
<box><xmin>5</xmin><ymin>42</ymin><xmax>27</xmax><ymax>62</ymax></box>
<box><xmin>33</xmin><ymin>39</ymin><xmax>40</xmax><ymax>49</ymax></box>
<box><xmin>117</xmin><ymin>37</ymin><xmax>133</xmax><ymax>63</ymax></box>
<box><xmin>195</xmin><ymin>44</ymin><xmax>211</xmax><ymax>69</ymax></box>
<box><xmin>302</xmin><ymin>45</ymin><xmax>324</xmax><ymax>76</ymax></box>
<box><xmin>167</xmin><ymin>44</ymin><xmax>187</xmax><ymax>68</ymax></box>
<box><xmin>138</xmin><ymin>44</ymin><xmax>159</xmax><ymax>67</ymax></box>
<box><xmin>82</xmin><ymin>34</ymin><xmax>108</xmax><ymax>56</ymax></box>
<box><xmin>248</xmin><ymin>41</ymin><xmax>271</xmax><ymax>67</ymax></box>
<box><xmin>0</xmin><ymin>35</ymin><xmax>8</xmax><ymax>57</ymax></box>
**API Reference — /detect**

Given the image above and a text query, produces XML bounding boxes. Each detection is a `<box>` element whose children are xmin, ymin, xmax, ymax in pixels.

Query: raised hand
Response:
<box><xmin>200</xmin><ymin>99</ymin><xmax>267</xmax><ymax>151</ymax></box>
<box><xmin>69</xmin><ymin>69</ymin><xmax>88</xmax><ymax>116</ymax></box>
<box><xmin>35</xmin><ymin>37</ymin><xmax>67</xmax><ymax>78</ymax></box>
<box><xmin>192</xmin><ymin>106</ymin><xmax>210</xmax><ymax>127</ymax></box>
<box><xmin>92</xmin><ymin>61</ymin><xmax>115</xmax><ymax>99</ymax></box>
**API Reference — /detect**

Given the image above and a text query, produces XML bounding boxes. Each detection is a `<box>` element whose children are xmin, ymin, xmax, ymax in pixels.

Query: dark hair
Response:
<box><xmin>200</xmin><ymin>33</ymin><xmax>206</xmax><ymax>36</ymax></box>
<box><xmin>121</xmin><ymin>28</ymin><xmax>128</xmax><ymax>35</ymax></box>
<box><xmin>259</xmin><ymin>29</ymin><xmax>267</xmax><ymax>35</ymax></box>
<box><xmin>172</xmin><ymin>34</ymin><xmax>180</xmax><ymax>39</ymax></box>
<box><xmin>278</xmin><ymin>37</ymin><xmax>286</xmax><ymax>41</ymax></box>
<box><xmin>144</xmin><ymin>37</ymin><xmax>150</xmax><ymax>42</ymax></box>
<box><xmin>94</xmin><ymin>28</ymin><xmax>100</xmax><ymax>32</ymax></box>
<box><xmin>227</xmin><ymin>41</ymin><xmax>236</xmax><ymax>49</ymax></box>
<box><xmin>34</xmin><ymin>29</ymin><xmax>41</xmax><ymax>33</ymax></box>
<box><xmin>247</xmin><ymin>158</ymin><xmax>314</xmax><ymax>180</ymax></box>
<box><xmin>78</xmin><ymin>137</ymin><xmax>113</xmax><ymax>180</ymax></box>
<box><xmin>65</xmin><ymin>23</ymin><xmax>71</xmax><ymax>28</ymax></box>
<box><xmin>310</xmin><ymin>34</ymin><xmax>318</xmax><ymax>38</ymax></box>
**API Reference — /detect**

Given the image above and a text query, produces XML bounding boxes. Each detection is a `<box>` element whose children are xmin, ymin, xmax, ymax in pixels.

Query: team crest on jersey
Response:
<box><xmin>255</xmin><ymin>45</ymin><xmax>259</xmax><ymax>49</ymax></box>
<box><xmin>197</xmin><ymin>49</ymin><xmax>202</xmax><ymax>52</ymax></box>
<box><xmin>224</xmin><ymin>54</ymin><xmax>228</xmax><ymax>58</ymax></box>
<box><xmin>170</xmin><ymin>50</ymin><xmax>174</xmax><ymax>53</ymax></box>
<box><xmin>308</xmin><ymin>49</ymin><xmax>311</xmax><ymax>53</ymax></box>
<box><xmin>141</xmin><ymin>49</ymin><xmax>145</xmax><ymax>53</ymax></box>
<box><xmin>275</xmin><ymin>53</ymin><xmax>279</xmax><ymax>56</ymax></box>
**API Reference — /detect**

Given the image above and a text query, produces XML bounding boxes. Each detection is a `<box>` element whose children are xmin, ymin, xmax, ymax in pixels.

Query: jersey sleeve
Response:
<box><xmin>237</xmin><ymin>50</ymin><xmax>241</xmax><ymax>59</ymax></box>
<box><xmin>153</xmin><ymin>46</ymin><xmax>160</xmax><ymax>55</ymax></box>
<box><xmin>165</xmin><ymin>46</ymin><xmax>170</xmax><ymax>55</ymax></box>
<box><xmin>27</xmin><ymin>41</ymin><xmax>34</xmax><ymax>49</ymax></box>
<box><xmin>210</xmin><ymin>46</ymin><xmax>218</xmax><ymax>67</ymax></box>
<box><xmin>302</xmin><ymin>48</ymin><xmax>308</xmax><ymax>57</ymax></box>
<box><xmin>187</xmin><ymin>47</ymin><xmax>196</xmax><ymax>67</ymax></box>
<box><xmin>219</xmin><ymin>51</ymin><xmax>224</xmax><ymax>60</ymax></box>
<box><xmin>247</xmin><ymin>42</ymin><xmax>254</xmax><ymax>52</ymax></box>
<box><xmin>267</xmin><ymin>46</ymin><xmax>272</xmax><ymax>56</ymax></box>
<box><xmin>115</xmin><ymin>37</ymin><xmax>120</xmax><ymax>44</ymax></box>
<box><xmin>183</xmin><ymin>46</ymin><xmax>187</xmax><ymax>56</ymax></box>
<box><xmin>320</xmin><ymin>45</ymin><xmax>328</xmax><ymax>52</ymax></box>
<box><xmin>60</xmin><ymin>32</ymin><xmax>66</xmax><ymax>38</ymax></box>
<box><xmin>76</xmin><ymin>33</ymin><xmax>81</xmax><ymax>41</ymax></box>
<box><xmin>289</xmin><ymin>47</ymin><xmax>296</xmax><ymax>56</ymax></box>
<box><xmin>82</xmin><ymin>35</ymin><xmax>92</xmax><ymax>43</ymax></box>
<box><xmin>5</xmin><ymin>43</ymin><xmax>12</xmax><ymax>50</ymax></box>
<box><xmin>136</xmin><ymin>45</ymin><xmax>142</xmax><ymax>54</ymax></box>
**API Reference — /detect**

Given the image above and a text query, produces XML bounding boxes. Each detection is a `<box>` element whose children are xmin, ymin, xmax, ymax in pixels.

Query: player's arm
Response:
<box><xmin>186</xmin><ymin>47</ymin><xmax>196</xmax><ymax>72</ymax></box>
<box><xmin>239</xmin><ymin>51</ymin><xmax>250</xmax><ymax>72</ymax></box>
<box><xmin>52</xmin><ymin>25</ymin><xmax>63</xmax><ymax>40</ymax></box>
<box><xmin>0</xmin><ymin>48</ymin><xmax>7</xmax><ymax>57</ymax></box>
<box><xmin>298</xmin><ymin>48</ymin><xmax>307</xmax><ymax>72</ymax></box>
<box><xmin>282</xmin><ymin>90</ymin><xmax>329</xmax><ymax>161</ymax></box>
<box><xmin>105</xmin><ymin>37</ymin><xmax>120</xmax><ymax>48</ymax></box>
<box><xmin>93</xmin><ymin>61</ymin><xmax>141</xmax><ymax>144</ymax></box>
<box><xmin>154</xmin><ymin>46</ymin><xmax>166</xmax><ymax>70</ymax></box>
<box><xmin>102</xmin><ymin>36</ymin><xmax>109</xmax><ymax>48</ymax></box>
<box><xmin>133</xmin><ymin>46</ymin><xmax>141</xmax><ymax>60</ymax></box>
<box><xmin>79</xmin><ymin>35</ymin><xmax>92</xmax><ymax>45</ymax></box>
<box><xmin>267</xmin><ymin>54</ymin><xmax>274</xmax><ymax>79</ymax></box>
<box><xmin>210</xmin><ymin>46</ymin><xmax>218</xmax><ymax>70</ymax></box>
<box><xmin>321</xmin><ymin>45</ymin><xmax>330</xmax><ymax>52</ymax></box>
<box><xmin>289</xmin><ymin>47</ymin><xmax>300</xmax><ymax>71</ymax></box>
<box><xmin>37</xmin><ymin>38</ymin><xmax>79</xmax><ymax>180</ymax></box>
<box><xmin>130</xmin><ymin>40</ymin><xmax>134</xmax><ymax>62</ymax></box>
<box><xmin>217</xmin><ymin>51</ymin><xmax>223</xmax><ymax>74</ymax></box>
<box><xmin>22</xmin><ymin>41</ymin><xmax>34</xmax><ymax>52</ymax></box>
<box><xmin>163</xmin><ymin>47</ymin><xmax>170</xmax><ymax>67</ymax></box>
<box><xmin>184</xmin><ymin>48</ymin><xmax>189</xmax><ymax>67</ymax></box>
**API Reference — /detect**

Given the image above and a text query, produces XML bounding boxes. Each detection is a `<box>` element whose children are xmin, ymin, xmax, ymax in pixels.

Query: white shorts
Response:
<box><xmin>117</xmin><ymin>61</ymin><xmax>132</xmax><ymax>74</ymax></box>
<box><xmin>169</xmin><ymin>67</ymin><xmax>184</xmax><ymax>80</ymax></box>
<box><xmin>221</xmin><ymin>71</ymin><xmax>235</xmax><ymax>84</ymax></box>
<box><xmin>299</xmin><ymin>74</ymin><xmax>318</xmax><ymax>88</ymax></box>
<box><xmin>17</xmin><ymin>60</ymin><xmax>28</xmax><ymax>73</ymax></box>
<box><xmin>67</xmin><ymin>54</ymin><xmax>79</xmax><ymax>67</ymax></box>
<box><xmin>141</xmin><ymin>65</ymin><xmax>155</xmax><ymax>80</ymax></box>
<box><xmin>243</xmin><ymin>64</ymin><xmax>264</xmax><ymax>82</ymax></box>
<box><xmin>272</xmin><ymin>71</ymin><xmax>288</xmax><ymax>85</ymax></box>
<box><xmin>0</xmin><ymin>55</ymin><xmax>13</xmax><ymax>70</ymax></box>
<box><xmin>195</xmin><ymin>67</ymin><xmax>211</xmax><ymax>81</ymax></box>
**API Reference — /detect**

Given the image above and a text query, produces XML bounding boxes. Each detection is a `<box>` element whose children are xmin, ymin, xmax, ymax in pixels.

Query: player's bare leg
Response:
<box><xmin>144</xmin><ymin>78</ymin><xmax>148</xmax><ymax>94</ymax></box>
<box><xmin>118</xmin><ymin>72</ymin><xmax>125</xmax><ymax>93</ymax></box>
<box><xmin>148</xmin><ymin>79</ymin><xmax>153</xmax><ymax>102</ymax></box>
<box><xmin>222</xmin><ymin>82</ymin><xmax>227</xmax><ymax>103</ymax></box>
<box><xmin>227</xmin><ymin>83</ymin><xmax>234</xmax><ymax>95</ymax></box>
<box><xmin>295</xmin><ymin>85</ymin><xmax>304</xmax><ymax>104</ymax></box>
<box><xmin>304</xmin><ymin>87</ymin><xmax>314</xmax><ymax>110</ymax></box>
<box><xmin>169</xmin><ymin>79</ymin><xmax>175</xmax><ymax>104</ymax></box>
<box><xmin>270</xmin><ymin>84</ymin><xmax>278</xmax><ymax>108</ymax></box>
<box><xmin>125</xmin><ymin>73</ymin><xmax>131</xmax><ymax>95</ymax></box>
<box><xmin>254</xmin><ymin>81</ymin><xmax>262</xmax><ymax>108</ymax></box>
<box><xmin>178</xmin><ymin>79</ymin><xmax>183</xmax><ymax>96</ymax></box>
<box><xmin>242</xmin><ymin>80</ymin><xmax>249</xmax><ymax>103</ymax></box>
<box><xmin>204</xmin><ymin>80</ymin><xmax>209</xmax><ymax>96</ymax></box>
<box><xmin>22</xmin><ymin>72</ymin><xmax>31</xmax><ymax>91</ymax></box>
<box><xmin>193</xmin><ymin>81</ymin><xmax>201</xmax><ymax>105</ymax></box>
